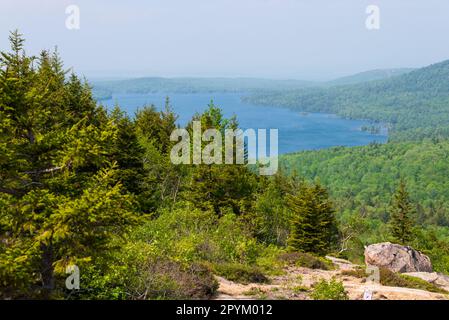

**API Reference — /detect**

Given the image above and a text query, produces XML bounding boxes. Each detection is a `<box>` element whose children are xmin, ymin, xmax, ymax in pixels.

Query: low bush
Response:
<box><xmin>379</xmin><ymin>268</ymin><xmax>447</xmax><ymax>294</ymax></box>
<box><xmin>340</xmin><ymin>267</ymin><xmax>367</xmax><ymax>279</ymax></box>
<box><xmin>277</xmin><ymin>252</ymin><xmax>333</xmax><ymax>270</ymax></box>
<box><xmin>70</xmin><ymin>237</ymin><xmax>219</xmax><ymax>300</ymax></box>
<box><xmin>310</xmin><ymin>278</ymin><xmax>348</xmax><ymax>300</ymax></box>
<box><xmin>342</xmin><ymin>267</ymin><xmax>447</xmax><ymax>294</ymax></box>
<box><xmin>213</xmin><ymin>263</ymin><xmax>269</xmax><ymax>284</ymax></box>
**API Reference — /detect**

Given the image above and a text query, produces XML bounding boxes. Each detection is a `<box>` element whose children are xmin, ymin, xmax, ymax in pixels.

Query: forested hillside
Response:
<box><xmin>325</xmin><ymin>68</ymin><xmax>414</xmax><ymax>86</ymax></box>
<box><xmin>280</xmin><ymin>140</ymin><xmax>449</xmax><ymax>270</ymax></box>
<box><xmin>92</xmin><ymin>77</ymin><xmax>315</xmax><ymax>100</ymax></box>
<box><xmin>245</xmin><ymin>60</ymin><xmax>449</xmax><ymax>141</ymax></box>
<box><xmin>283</xmin><ymin>140</ymin><xmax>449</xmax><ymax>224</ymax></box>
<box><xmin>2</xmin><ymin>31</ymin><xmax>449</xmax><ymax>300</ymax></box>
<box><xmin>0</xmin><ymin>32</ymin><xmax>352</xmax><ymax>299</ymax></box>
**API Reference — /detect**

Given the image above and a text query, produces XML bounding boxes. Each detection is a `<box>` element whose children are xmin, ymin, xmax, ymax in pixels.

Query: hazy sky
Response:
<box><xmin>1</xmin><ymin>0</ymin><xmax>449</xmax><ymax>80</ymax></box>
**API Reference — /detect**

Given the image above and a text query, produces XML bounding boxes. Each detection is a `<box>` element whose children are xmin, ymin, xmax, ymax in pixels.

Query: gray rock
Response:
<box><xmin>365</xmin><ymin>242</ymin><xmax>432</xmax><ymax>273</ymax></box>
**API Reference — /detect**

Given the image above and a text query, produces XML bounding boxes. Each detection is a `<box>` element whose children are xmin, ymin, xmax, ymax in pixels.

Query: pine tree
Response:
<box><xmin>287</xmin><ymin>182</ymin><xmax>338</xmax><ymax>256</ymax></box>
<box><xmin>390</xmin><ymin>179</ymin><xmax>415</xmax><ymax>245</ymax></box>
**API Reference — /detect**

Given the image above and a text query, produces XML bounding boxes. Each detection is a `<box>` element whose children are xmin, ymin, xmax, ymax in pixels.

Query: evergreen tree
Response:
<box><xmin>287</xmin><ymin>182</ymin><xmax>338</xmax><ymax>256</ymax></box>
<box><xmin>0</xmin><ymin>31</ymin><xmax>138</xmax><ymax>298</ymax></box>
<box><xmin>185</xmin><ymin>102</ymin><xmax>257</xmax><ymax>216</ymax></box>
<box><xmin>390</xmin><ymin>179</ymin><xmax>415</xmax><ymax>245</ymax></box>
<box><xmin>134</xmin><ymin>101</ymin><xmax>184</xmax><ymax>210</ymax></box>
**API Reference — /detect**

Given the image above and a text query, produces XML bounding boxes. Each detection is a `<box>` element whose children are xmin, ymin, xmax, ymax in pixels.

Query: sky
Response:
<box><xmin>1</xmin><ymin>0</ymin><xmax>449</xmax><ymax>80</ymax></box>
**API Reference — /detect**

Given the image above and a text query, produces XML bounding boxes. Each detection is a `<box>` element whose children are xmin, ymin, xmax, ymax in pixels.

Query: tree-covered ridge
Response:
<box><xmin>0</xmin><ymin>32</ymin><xmax>343</xmax><ymax>299</ymax></box>
<box><xmin>2</xmin><ymin>31</ymin><xmax>449</xmax><ymax>300</ymax></box>
<box><xmin>281</xmin><ymin>140</ymin><xmax>449</xmax><ymax>268</ymax></box>
<box><xmin>245</xmin><ymin>59</ymin><xmax>449</xmax><ymax>141</ymax></box>
<box><xmin>92</xmin><ymin>77</ymin><xmax>316</xmax><ymax>100</ymax></box>
<box><xmin>91</xmin><ymin>68</ymin><xmax>416</xmax><ymax>100</ymax></box>
<box><xmin>282</xmin><ymin>140</ymin><xmax>449</xmax><ymax>226</ymax></box>
<box><xmin>325</xmin><ymin>68</ymin><xmax>415</xmax><ymax>86</ymax></box>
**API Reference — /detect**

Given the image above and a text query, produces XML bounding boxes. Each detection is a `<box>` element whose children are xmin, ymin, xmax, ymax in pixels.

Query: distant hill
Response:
<box><xmin>91</xmin><ymin>68</ymin><xmax>416</xmax><ymax>100</ymax></box>
<box><xmin>91</xmin><ymin>77</ymin><xmax>316</xmax><ymax>100</ymax></box>
<box><xmin>326</xmin><ymin>68</ymin><xmax>415</xmax><ymax>86</ymax></box>
<box><xmin>245</xmin><ymin>59</ymin><xmax>449</xmax><ymax>141</ymax></box>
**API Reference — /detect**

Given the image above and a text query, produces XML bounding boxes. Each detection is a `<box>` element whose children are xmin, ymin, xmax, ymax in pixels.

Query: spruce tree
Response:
<box><xmin>287</xmin><ymin>182</ymin><xmax>338</xmax><ymax>256</ymax></box>
<box><xmin>390</xmin><ymin>179</ymin><xmax>415</xmax><ymax>245</ymax></box>
<box><xmin>185</xmin><ymin>102</ymin><xmax>257</xmax><ymax>216</ymax></box>
<box><xmin>0</xmin><ymin>31</ymin><xmax>138</xmax><ymax>297</ymax></box>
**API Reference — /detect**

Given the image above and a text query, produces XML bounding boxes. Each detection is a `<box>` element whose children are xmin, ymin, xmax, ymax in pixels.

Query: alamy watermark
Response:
<box><xmin>366</xmin><ymin>5</ymin><xmax>380</xmax><ymax>30</ymax></box>
<box><xmin>65</xmin><ymin>5</ymin><xmax>80</xmax><ymax>30</ymax></box>
<box><xmin>65</xmin><ymin>265</ymin><xmax>80</xmax><ymax>290</ymax></box>
<box><xmin>363</xmin><ymin>265</ymin><xmax>380</xmax><ymax>300</ymax></box>
<box><xmin>170</xmin><ymin>121</ymin><xmax>278</xmax><ymax>175</ymax></box>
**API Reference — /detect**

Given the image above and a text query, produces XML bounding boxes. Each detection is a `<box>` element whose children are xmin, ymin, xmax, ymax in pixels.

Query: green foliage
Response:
<box><xmin>281</xmin><ymin>140</ymin><xmax>449</xmax><ymax>269</ymax></box>
<box><xmin>245</xmin><ymin>59</ymin><xmax>449</xmax><ymax>141</ymax></box>
<box><xmin>390</xmin><ymin>180</ymin><xmax>415</xmax><ymax>245</ymax></box>
<box><xmin>130</xmin><ymin>203</ymin><xmax>268</xmax><ymax>265</ymax></box>
<box><xmin>134</xmin><ymin>102</ymin><xmax>184</xmax><ymax>211</ymax></box>
<box><xmin>398</xmin><ymin>275</ymin><xmax>447</xmax><ymax>294</ymax></box>
<box><xmin>287</xmin><ymin>181</ymin><xmax>338</xmax><ymax>256</ymax></box>
<box><xmin>248</xmin><ymin>172</ymin><xmax>298</xmax><ymax>246</ymax></box>
<box><xmin>74</xmin><ymin>242</ymin><xmax>218</xmax><ymax>300</ymax></box>
<box><xmin>212</xmin><ymin>263</ymin><xmax>269</xmax><ymax>284</ymax></box>
<box><xmin>340</xmin><ymin>267</ymin><xmax>368</xmax><ymax>279</ymax></box>
<box><xmin>343</xmin><ymin>267</ymin><xmax>447</xmax><ymax>294</ymax></box>
<box><xmin>4</xmin><ymin>31</ymin><xmax>449</xmax><ymax>300</ymax></box>
<box><xmin>277</xmin><ymin>252</ymin><xmax>333</xmax><ymax>270</ymax></box>
<box><xmin>184</xmin><ymin>102</ymin><xmax>258</xmax><ymax>216</ymax></box>
<box><xmin>92</xmin><ymin>77</ymin><xmax>313</xmax><ymax>99</ymax></box>
<box><xmin>378</xmin><ymin>268</ymin><xmax>447</xmax><ymax>294</ymax></box>
<box><xmin>310</xmin><ymin>278</ymin><xmax>348</xmax><ymax>300</ymax></box>
<box><xmin>0</xmin><ymin>31</ymin><xmax>138</xmax><ymax>298</ymax></box>
<box><xmin>411</xmin><ymin>227</ymin><xmax>449</xmax><ymax>274</ymax></box>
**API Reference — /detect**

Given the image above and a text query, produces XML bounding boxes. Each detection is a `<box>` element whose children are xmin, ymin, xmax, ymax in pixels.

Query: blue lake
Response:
<box><xmin>100</xmin><ymin>92</ymin><xmax>387</xmax><ymax>155</ymax></box>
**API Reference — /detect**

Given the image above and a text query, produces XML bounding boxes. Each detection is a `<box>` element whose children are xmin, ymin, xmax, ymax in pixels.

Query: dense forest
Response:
<box><xmin>281</xmin><ymin>141</ymin><xmax>449</xmax><ymax>269</ymax></box>
<box><xmin>0</xmin><ymin>32</ymin><xmax>350</xmax><ymax>299</ymax></box>
<box><xmin>245</xmin><ymin>60</ymin><xmax>449</xmax><ymax>141</ymax></box>
<box><xmin>2</xmin><ymin>31</ymin><xmax>449</xmax><ymax>300</ymax></box>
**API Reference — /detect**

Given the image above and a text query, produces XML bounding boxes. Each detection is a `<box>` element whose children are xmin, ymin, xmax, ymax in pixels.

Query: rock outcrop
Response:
<box><xmin>365</xmin><ymin>242</ymin><xmax>432</xmax><ymax>273</ymax></box>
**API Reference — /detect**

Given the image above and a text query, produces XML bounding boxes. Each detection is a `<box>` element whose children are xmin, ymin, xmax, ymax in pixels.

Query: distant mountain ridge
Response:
<box><xmin>244</xmin><ymin>59</ymin><xmax>449</xmax><ymax>141</ymax></box>
<box><xmin>91</xmin><ymin>68</ymin><xmax>417</xmax><ymax>100</ymax></box>
<box><xmin>92</xmin><ymin>77</ymin><xmax>316</xmax><ymax>99</ymax></box>
<box><xmin>325</xmin><ymin>68</ymin><xmax>415</xmax><ymax>86</ymax></box>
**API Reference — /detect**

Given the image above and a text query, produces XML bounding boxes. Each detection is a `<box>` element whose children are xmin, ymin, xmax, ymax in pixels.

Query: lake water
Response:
<box><xmin>100</xmin><ymin>92</ymin><xmax>387</xmax><ymax>155</ymax></box>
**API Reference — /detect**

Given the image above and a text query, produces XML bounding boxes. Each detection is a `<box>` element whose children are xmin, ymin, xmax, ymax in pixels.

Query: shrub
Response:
<box><xmin>277</xmin><ymin>252</ymin><xmax>333</xmax><ymax>270</ymax></box>
<box><xmin>342</xmin><ymin>267</ymin><xmax>447</xmax><ymax>294</ymax></box>
<box><xmin>379</xmin><ymin>268</ymin><xmax>446</xmax><ymax>294</ymax></box>
<box><xmin>213</xmin><ymin>263</ymin><xmax>269</xmax><ymax>284</ymax></box>
<box><xmin>340</xmin><ymin>267</ymin><xmax>367</xmax><ymax>280</ymax></box>
<box><xmin>71</xmin><ymin>237</ymin><xmax>219</xmax><ymax>300</ymax></box>
<box><xmin>310</xmin><ymin>278</ymin><xmax>348</xmax><ymax>300</ymax></box>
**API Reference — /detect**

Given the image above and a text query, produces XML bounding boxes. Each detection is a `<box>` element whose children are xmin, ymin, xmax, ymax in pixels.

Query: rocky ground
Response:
<box><xmin>214</xmin><ymin>256</ymin><xmax>449</xmax><ymax>300</ymax></box>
